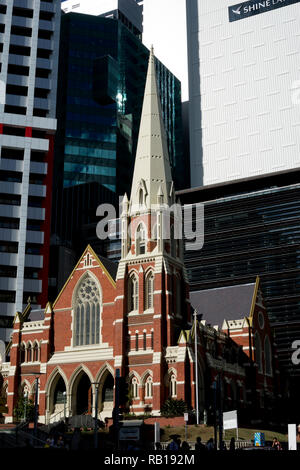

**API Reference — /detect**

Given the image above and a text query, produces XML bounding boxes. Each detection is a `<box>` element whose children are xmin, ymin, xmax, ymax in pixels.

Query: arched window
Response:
<box><xmin>20</xmin><ymin>343</ymin><xmax>25</xmax><ymax>363</ymax></box>
<box><xmin>145</xmin><ymin>271</ymin><xmax>154</xmax><ymax>310</ymax></box>
<box><xmin>152</xmin><ymin>223</ymin><xmax>157</xmax><ymax>240</ymax></box>
<box><xmin>136</xmin><ymin>223</ymin><xmax>146</xmax><ymax>255</ymax></box>
<box><xmin>26</xmin><ymin>343</ymin><xmax>32</xmax><ymax>362</ymax></box>
<box><xmin>255</xmin><ymin>333</ymin><xmax>263</xmax><ymax>373</ymax></box>
<box><xmin>135</xmin><ymin>333</ymin><xmax>139</xmax><ymax>351</ymax></box>
<box><xmin>139</xmin><ymin>188</ymin><xmax>144</xmax><ymax>207</ymax></box>
<box><xmin>128</xmin><ymin>274</ymin><xmax>139</xmax><ymax>312</ymax></box>
<box><xmin>74</xmin><ymin>274</ymin><xmax>101</xmax><ymax>347</ymax></box>
<box><xmin>264</xmin><ymin>336</ymin><xmax>273</xmax><ymax>376</ymax></box>
<box><xmin>169</xmin><ymin>374</ymin><xmax>177</xmax><ymax>397</ymax></box>
<box><xmin>33</xmin><ymin>342</ymin><xmax>39</xmax><ymax>362</ymax></box>
<box><xmin>145</xmin><ymin>376</ymin><xmax>153</xmax><ymax>398</ymax></box>
<box><xmin>131</xmin><ymin>377</ymin><xmax>139</xmax><ymax>399</ymax></box>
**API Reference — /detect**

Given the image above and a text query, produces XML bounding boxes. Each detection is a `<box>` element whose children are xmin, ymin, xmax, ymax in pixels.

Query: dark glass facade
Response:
<box><xmin>178</xmin><ymin>169</ymin><xmax>300</xmax><ymax>387</ymax></box>
<box><xmin>54</xmin><ymin>12</ymin><xmax>186</xmax><ymax>198</ymax></box>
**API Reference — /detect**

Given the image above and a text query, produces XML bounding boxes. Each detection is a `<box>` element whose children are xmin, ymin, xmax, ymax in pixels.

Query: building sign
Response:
<box><xmin>229</xmin><ymin>0</ymin><xmax>300</xmax><ymax>22</ymax></box>
<box><xmin>223</xmin><ymin>410</ymin><xmax>238</xmax><ymax>430</ymax></box>
<box><xmin>119</xmin><ymin>426</ymin><xmax>140</xmax><ymax>441</ymax></box>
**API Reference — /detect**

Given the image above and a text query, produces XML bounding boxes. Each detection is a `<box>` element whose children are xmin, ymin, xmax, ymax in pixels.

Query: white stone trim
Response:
<box><xmin>114</xmin><ymin>355</ymin><xmax>123</xmax><ymax>367</ymax></box>
<box><xmin>128</xmin><ymin>349</ymin><xmax>153</xmax><ymax>356</ymax></box>
<box><xmin>47</xmin><ymin>347</ymin><xmax>113</xmax><ymax>364</ymax></box>
<box><xmin>114</xmin><ymin>295</ymin><xmax>125</xmax><ymax>301</ymax></box>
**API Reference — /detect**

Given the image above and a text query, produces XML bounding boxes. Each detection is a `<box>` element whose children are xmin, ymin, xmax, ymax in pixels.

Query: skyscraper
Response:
<box><xmin>0</xmin><ymin>0</ymin><xmax>61</xmax><ymax>343</ymax></box>
<box><xmin>187</xmin><ymin>0</ymin><xmax>300</xmax><ymax>187</ymax></box>
<box><xmin>61</xmin><ymin>0</ymin><xmax>143</xmax><ymax>38</ymax></box>
<box><xmin>54</xmin><ymin>11</ymin><xmax>185</xmax><ymax>197</ymax></box>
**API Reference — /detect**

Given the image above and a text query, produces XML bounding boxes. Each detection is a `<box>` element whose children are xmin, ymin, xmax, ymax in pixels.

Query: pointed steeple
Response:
<box><xmin>130</xmin><ymin>47</ymin><xmax>173</xmax><ymax>212</ymax></box>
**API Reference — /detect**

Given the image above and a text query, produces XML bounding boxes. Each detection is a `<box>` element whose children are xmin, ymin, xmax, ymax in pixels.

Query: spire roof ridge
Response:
<box><xmin>130</xmin><ymin>48</ymin><xmax>173</xmax><ymax>211</ymax></box>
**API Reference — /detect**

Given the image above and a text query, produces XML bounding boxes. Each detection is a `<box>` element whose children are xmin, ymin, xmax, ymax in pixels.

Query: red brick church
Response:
<box><xmin>0</xmin><ymin>50</ymin><xmax>280</xmax><ymax>425</ymax></box>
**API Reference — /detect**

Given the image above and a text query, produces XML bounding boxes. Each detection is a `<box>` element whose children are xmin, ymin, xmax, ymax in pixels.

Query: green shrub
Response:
<box><xmin>13</xmin><ymin>395</ymin><xmax>35</xmax><ymax>422</ymax></box>
<box><xmin>161</xmin><ymin>398</ymin><xmax>187</xmax><ymax>417</ymax></box>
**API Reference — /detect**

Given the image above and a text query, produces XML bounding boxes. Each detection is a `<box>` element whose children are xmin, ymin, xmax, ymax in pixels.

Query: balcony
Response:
<box><xmin>26</xmin><ymin>230</ymin><xmax>44</xmax><ymax>244</ymax></box>
<box><xmin>7</xmin><ymin>73</ymin><xmax>29</xmax><ymax>87</ymax></box>
<box><xmin>0</xmin><ymin>228</ymin><xmax>19</xmax><ymax>243</ymax></box>
<box><xmin>28</xmin><ymin>183</ymin><xmax>46</xmax><ymax>198</ymax></box>
<box><xmin>8</xmin><ymin>53</ymin><xmax>30</xmax><ymax>67</ymax></box>
<box><xmin>0</xmin><ymin>252</ymin><xmax>18</xmax><ymax>266</ymax></box>
<box><xmin>11</xmin><ymin>16</ymin><xmax>33</xmax><ymax>29</ymax></box>
<box><xmin>0</xmin><ymin>159</ymin><xmax>24</xmax><ymax>172</ymax></box>
<box><xmin>23</xmin><ymin>278</ymin><xmax>42</xmax><ymax>293</ymax></box>
<box><xmin>27</xmin><ymin>206</ymin><xmax>45</xmax><ymax>220</ymax></box>
<box><xmin>0</xmin><ymin>181</ymin><xmax>22</xmax><ymax>195</ymax></box>
<box><xmin>30</xmin><ymin>161</ymin><xmax>47</xmax><ymax>175</ymax></box>
<box><xmin>0</xmin><ymin>278</ymin><xmax>17</xmax><ymax>291</ymax></box>
<box><xmin>25</xmin><ymin>254</ymin><xmax>43</xmax><ymax>268</ymax></box>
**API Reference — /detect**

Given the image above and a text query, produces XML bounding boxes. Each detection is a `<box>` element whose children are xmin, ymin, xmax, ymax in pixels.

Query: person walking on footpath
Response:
<box><xmin>195</xmin><ymin>436</ymin><xmax>206</xmax><ymax>452</ymax></box>
<box><xmin>229</xmin><ymin>437</ymin><xmax>236</xmax><ymax>452</ymax></box>
<box><xmin>272</xmin><ymin>437</ymin><xmax>282</xmax><ymax>450</ymax></box>
<box><xmin>206</xmin><ymin>438</ymin><xmax>214</xmax><ymax>451</ymax></box>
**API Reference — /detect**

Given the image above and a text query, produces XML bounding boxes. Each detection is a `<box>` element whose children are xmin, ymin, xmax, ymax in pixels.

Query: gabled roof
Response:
<box><xmin>190</xmin><ymin>282</ymin><xmax>258</xmax><ymax>329</ymax></box>
<box><xmin>53</xmin><ymin>245</ymin><xmax>116</xmax><ymax>308</ymax></box>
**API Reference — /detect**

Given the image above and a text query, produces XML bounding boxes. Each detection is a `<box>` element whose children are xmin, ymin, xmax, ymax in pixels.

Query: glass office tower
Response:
<box><xmin>178</xmin><ymin>168</ymin><xmax>300</xmax><ymax>419</ymax></box>
<box><xmin>54</xmin><ymin>12</ymin><xmax>186</xmax><ymax>198</ymax></box>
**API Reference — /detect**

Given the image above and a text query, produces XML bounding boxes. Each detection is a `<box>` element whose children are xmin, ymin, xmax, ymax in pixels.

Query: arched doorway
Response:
<box><xmin>102</xmin><ymin>374</ymin><xmax>114</xmax><ymax>404</ymax></box>
<box><xmin>98</xmin><ymin>372</ymin><xmax>114</xmax><ymax>420</ymax></box>
<box><xmin>76</xmin><ymin>373</ymin><xmax>92</xmax><ymax>415</ymax></box>
<box><xmin>53</xmin><ymin>377</ymin><xmax>66</xmax><ymax>414</ymax></box>
<box><xmin>45</xmin><ymin>371</ymin><xmax>68</xmax><ymax>423</ymax></box>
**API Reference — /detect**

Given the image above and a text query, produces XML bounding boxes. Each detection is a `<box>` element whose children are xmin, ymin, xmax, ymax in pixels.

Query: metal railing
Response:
<box><xmin>48</xmin><ymin>408</ymin><xmax>66</xmax><ymax>424</ymax></box>
<box><xmin>159</xmin><ymin>440</ymin><xmax>253</xmax><ymax>450</ymax></box>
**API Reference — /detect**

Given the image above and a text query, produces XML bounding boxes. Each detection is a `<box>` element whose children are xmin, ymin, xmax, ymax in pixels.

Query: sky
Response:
<box><xmin>141</xmin><ymin>0</ymin><xmax>189</xmax><ymax>101</ymax></box>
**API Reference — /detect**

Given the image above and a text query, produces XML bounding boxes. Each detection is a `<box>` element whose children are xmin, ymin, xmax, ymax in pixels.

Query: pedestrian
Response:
<box><xmin>44</xmin><ymin>438</ymin><xmax>51</xmax><ymax>449</ymax></box>
<box><xmin>57</xmin><ymin>435</ymin><xmax>65</xmax><ymax>448</ymax></box>
<box><xmin>195</xmin><ymin>436</ymin><xmax>206</xmax><ymax>452</ymax></box>
<box><xmin>229</xmin><ymin>437</ymin><xmax>235</xmax><ymax>452</ymax></box>
<box><xmin>181</xmin><ymin>441</ymin><xmax>190</xmax><ymax>452</ymax></box>
<box><xmin>220</xmin><ymin>440</ymin><xmax>227</xmax><ymax>451</ymax></box>
<box><xmin>272</xmin><ymin>437</ymin><xmax>282</xmax><ymax>450</ymax></box>
<box><xmin>167</xmin><ymin>437</ymin><xmax>179</xmax><ymax>451</ymax></box>
<box><xmin>206</xmin><ymin>438</ymin><xmax>214</xmax><ymax>451</ymax></box>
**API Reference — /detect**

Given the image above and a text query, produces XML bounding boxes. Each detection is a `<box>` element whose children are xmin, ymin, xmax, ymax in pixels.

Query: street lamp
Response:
<box><xmin>193</xmin><ymin>310</ymin><xmax>200</xmax><ymax>425</ymax></box>
<box><xmin>23</xmin><ymin>372</ymin><xmax>44</xmax><ymax>440</ymax></box>
<box><xmin>23</xmin><ymin>390</ymin><xmax>28</xmax><ymax>422</ymax></box>
<box><xmin>63</xmin><ymin>391</ymin><xmax>67</xmax><ymax>420</ymax></box>
<box><xmin>91</xmin><ymin>382</ymin><xmax>100</xmax><ymax>449</ymax></box>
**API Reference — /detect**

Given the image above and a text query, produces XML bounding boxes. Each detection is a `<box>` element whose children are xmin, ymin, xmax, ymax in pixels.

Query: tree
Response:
<box><xmin>13</xmin><ymin>394</ymin><xmax>35</xmax><ymax>422</ymax></box>
<box><xmin>0</xmin><ymin>395</ymin><xmax>8</xmax><ymax>415</ymax></box>
<box><xmin>161</xmin><ymin>398</ymin><xmax>187</xmax><ymax>417</ymax></box>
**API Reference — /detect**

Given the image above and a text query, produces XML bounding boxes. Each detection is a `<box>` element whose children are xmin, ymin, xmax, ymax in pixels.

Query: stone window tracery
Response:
<box><xmin>74</xmin><ymin>275</ymin><xmax>101</xmax><ymax>347</ymax></box>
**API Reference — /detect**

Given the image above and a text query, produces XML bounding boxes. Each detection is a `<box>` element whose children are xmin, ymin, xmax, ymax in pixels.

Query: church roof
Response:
<box><xmin>94</xmin><ymin>252</ymin><xmax>118</xmax><ymax>281</ymax></box>
<box><xmin>130</xmin><ymin>47</ymin><xmax>173</xmax><ymax>210</ymax></box>
<box><xmin>190</xmin><ymin>283</ymin><xmax>257</xmax><ymax>329</ymax></box>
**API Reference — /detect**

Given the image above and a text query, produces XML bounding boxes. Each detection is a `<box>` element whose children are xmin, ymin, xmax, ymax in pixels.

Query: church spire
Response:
<box><xmin>130</xmin><ymin>47</ymin><xmax>173</xmax><ymax>212</ymax></box>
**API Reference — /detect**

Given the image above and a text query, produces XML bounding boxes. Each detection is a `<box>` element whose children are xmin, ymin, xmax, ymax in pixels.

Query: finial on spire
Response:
<box><xmin>157</xmin><ymin>185</ymin><xmax>164</xmax><ymax>204</ymax></box>
<box><xmin>150</xmin><ymin>44</ymin><xmax>154</xmax><ymax>56</ymax></box>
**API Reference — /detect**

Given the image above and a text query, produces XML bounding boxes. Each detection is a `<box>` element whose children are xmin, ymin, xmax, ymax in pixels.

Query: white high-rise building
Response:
<box><xmin>61</xmin><ymin>0</ymin><xmax>143</xmax><ymax>36</ymax></box>
<box><xmin>0</xmin><ymin>0</ymin><xmax>61</xmax><ymax>343</ymax></box>
<box><xmin>187</xmin><ymin>0</ymin><xmax>300</xmax><ymax>187</ymax></box>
